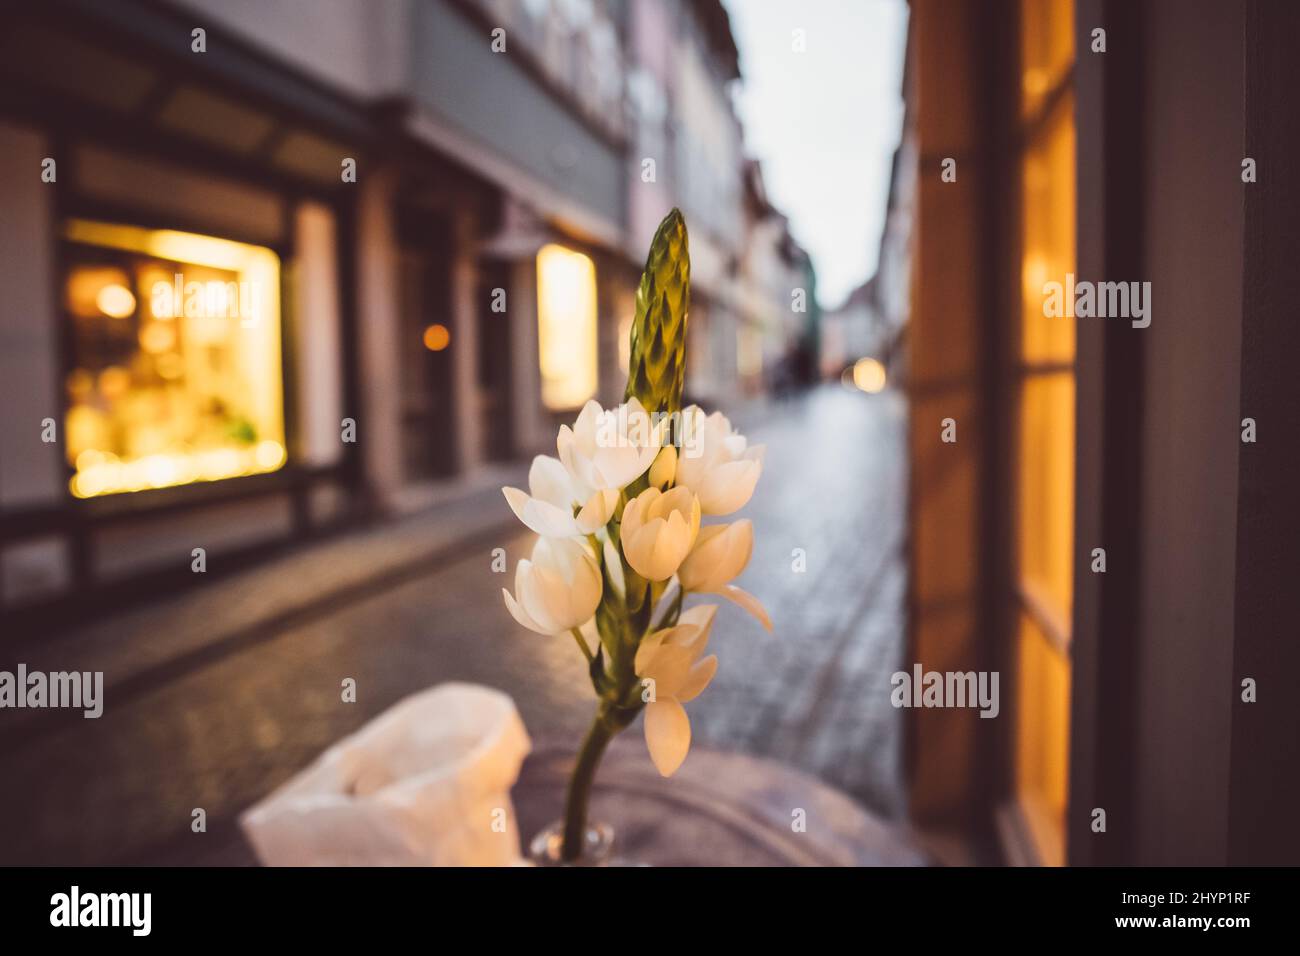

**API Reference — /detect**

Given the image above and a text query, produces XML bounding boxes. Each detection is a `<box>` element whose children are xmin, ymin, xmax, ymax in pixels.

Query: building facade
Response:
<box><xmin>0</xmin><ymin>0</ymin><xmax>804</xmax><ymax>624</ymax></box>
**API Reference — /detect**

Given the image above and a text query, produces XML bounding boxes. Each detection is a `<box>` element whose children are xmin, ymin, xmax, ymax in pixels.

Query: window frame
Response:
<box><xmin>997</xmin><ymin>1</ymin><xmax>1078</xmax><ymax>868</ymax></box>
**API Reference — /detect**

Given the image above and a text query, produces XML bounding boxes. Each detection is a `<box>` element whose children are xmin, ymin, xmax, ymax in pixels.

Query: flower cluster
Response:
<box><xmin>502</xmin><ymin>397</ymin><xmax>769</xmax><ymax>776</ymax></box>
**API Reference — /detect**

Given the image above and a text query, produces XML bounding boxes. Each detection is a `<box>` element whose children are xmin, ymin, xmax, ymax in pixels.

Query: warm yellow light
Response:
<box><xmin>68</xmin><ymin>442</ymin><xmax>287</xmax><ymax>499</ymax></box>
<box><xmin>64</xmin><ymin>219</ymin><xmax>285</xmax><ymax>498</ymax></box>
<box><xmin>536</xmin><ymin>244</ymin><xmax>598</xmax><ymax>410</ymax></box>
<box><xmin>66</xmin><ymin>369</ymin><xmax>94</xmax><ymax>399</ymax></box>
<box><xmin>67</xmin><ymin>266</ymin><xmax>130</xmax><ymax>319</ymax></box>
<box><xmin>75</xmin><ymin>449</ymin><xmax>105</xmax><ymax>471</ymax></box>
<box><xmin>96</xmin><ymin>282</ymin><xmax>136</xmax><ymax>318</ymax></box>
<box><xmin>65</xmin><ymin>220</ymin><xmax>278</xmax><ymax>329</ymax></box>
<box><xmin>1022</xmin><ymin>68</ymin><xmax>1049</xmax><ymax>96</ymax></box>
<box><xmin>1022</xmin><ymin>253</ymin><xmax>1050</xmax><ymax>303</ymax></box>
<box><xmin>254</xmin><ymin>440</ymin><xmax>287</xmax><ymax>470</ymax></box>
<box><xmin>155</xmin><ymin>353</ymin><xmax>185</xmax><ymax>379</ymax></box>
<box><xmin>423</xmin><ymin>323</ymin><xmax>451</xmax><ymax>351</ymax></box>
<box><xmin>97</xmin><ymin>366</ymin><xmax>131</xmax><ymax>399</ymax></box>
<box><xmin>852</xmin><ymin>357</ymin><xmax>887</xmax><ymax>393</ymax></box>
<box><xmin>65</xmin><ymin>221</ymin><xmax>268</xmax><ymax>273</ymax></box>
<box><xmin>139</xmin><ymin>322</ymin><xmax>176</xmax><ymax>354</ymax></box>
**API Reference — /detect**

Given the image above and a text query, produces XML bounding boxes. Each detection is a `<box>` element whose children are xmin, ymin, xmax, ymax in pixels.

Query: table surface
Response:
<box><xmin>514</xmin><ymin>737</ymin><xmax>926</xmax><ymax>867</ymax></box>
<box><xmin>202</xmin><ymin>736</ymin><xmax>924</xmax><ymax>867</ymax></box>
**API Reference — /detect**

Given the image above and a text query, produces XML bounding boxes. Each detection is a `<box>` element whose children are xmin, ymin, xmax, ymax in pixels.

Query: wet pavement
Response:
<box><xmin>0</xmin><ymin>385</ymin><xmax>908</xmax><ymax>864</ymax></box>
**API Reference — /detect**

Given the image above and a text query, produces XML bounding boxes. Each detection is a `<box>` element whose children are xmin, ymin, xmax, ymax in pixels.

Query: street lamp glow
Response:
<box><xmin>852</xmin><ymin>357</ymin><xmax>887</xmax><ymax>393</ymax></box>
<box><xmin>423</xmin><ymin>323</ymin><xmax>451</xmax><ymax>351</ymax></box>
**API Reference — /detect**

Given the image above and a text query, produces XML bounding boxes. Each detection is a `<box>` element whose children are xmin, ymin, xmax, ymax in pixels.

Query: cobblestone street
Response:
<box><xmin>0</xmin><ymin>385</ymin><xmax>908</xmax><ymax>865</ymax></box>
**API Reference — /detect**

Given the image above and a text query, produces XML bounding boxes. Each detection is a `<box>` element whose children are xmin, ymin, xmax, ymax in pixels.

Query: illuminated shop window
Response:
<box><xmin>536</xmin><ymin>243</ymin><xmax>598</xmax><ymax>410</ymax></box>
<box><xmin>61</xmin><ymin>220</ymin><xmax>285</xmax><ymax>498</ymax></box>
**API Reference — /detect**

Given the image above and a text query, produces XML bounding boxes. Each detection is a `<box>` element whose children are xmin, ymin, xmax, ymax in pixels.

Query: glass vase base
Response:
<box><xmin>527</xmin><ymin>821</ymin><xmax>644</xmax><ymax>867</ymax></box>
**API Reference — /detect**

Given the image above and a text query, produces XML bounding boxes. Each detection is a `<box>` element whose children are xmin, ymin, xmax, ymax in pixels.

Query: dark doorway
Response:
<box><xmin>477</xmin><ymin>256</ymin><xmax>514</xmax><ymax>463</ymax></box>
<box><xmin>395</xmin><ymin>204</ymin><xmax>458</xmax><ymax>481</ymax></box>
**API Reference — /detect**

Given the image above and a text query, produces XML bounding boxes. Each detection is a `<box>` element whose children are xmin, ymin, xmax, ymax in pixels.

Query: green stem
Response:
<box><xmin>561</xmin><ymin>702</ymin><xmax>619</xmax><ymax>862</ymax></box>
<box><xmin>569</xmin><ymin>627</ymin><xmax>594</xmax><ymax>663</ymax></box>
<box><xmin>651</xmin><ymin>585</ymin><xmax>685</xmax><ymax>632</ymax></box>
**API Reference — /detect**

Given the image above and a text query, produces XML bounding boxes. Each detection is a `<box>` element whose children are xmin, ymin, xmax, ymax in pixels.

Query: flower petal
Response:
<box><xmin>503</xmin><ymin>587</ymin><xmax>548</xmax><ymax>635</ymax></box>
<box><xmin>649</xmin><ymin>444</ymin><xmax>677</xmax><ymax>489</ymax></box>
<box><xmin>640</xmin><ymin>643</ymin><xmax>695</xmax><ymax>698</ymax></box>
<box><xmin>558</xmin><ymin>424</ymin><xmax>598</xmax><ymax>496</ymax></box>
<box><xmin>623</xmin><ymin>520</ymin><xmax>664</xmax><ymax>580</ymax></box>
<box><xmin>675</xmin><ymin>654</ymin><xmax>718</xmax><ymax>702</ymax></box>
<box><xmin>676</xmin><ymin>604</ymin><xmax>718</xmax><ymax>659</ymax></box>
<box><xmin>634</xmin><ymin>623</ymin><xmax>701</xmax><ymax>676</ymax></box>
<box><xmin>644</xmin><ymin>698</ymin><xmax>691</xmax><ymax>777</ymax></box>
<box><xmin>619</xmin><ymin>486</ymin><xmax>659</xmax><ymax>542</ymax></box>
<box><xmin>574</xmin><ymin>399</ymin><xmax>603</xmax><ymax>438</ymax></box>
<box><xmin>601</xmin><ymin>535</ymin><xmax>625</xmax><ymax>600</ymax></box>
<box><xmin>503</xmin><ymin>487</ymin><xmax>580</xmax><ymax>537</ymax></box>
<box><xmin>719</xmin><ymin>584</ymin><xmax>772</xmax><ymax>632</ymax></box>
<box><xmin>575</xmin><ymin>488</ymin><xmax>619</xmax><ymax>534</ymax></box>
<box><xmin>519</xmin><ymin>561</ymin><xmax>564</xmax><ymax>633</ymax></box>
<box><xmin>528</xmin><ymin>455</ymin><xmax>575</xmax><ymax>508</ymax></box>
<box><xmin>698</xmin><ymin>458</ymin><xmax>761</xmax><ymax>515</ymax></box>
<box><xmin>677</xmin><ymin>603</ymin><xmax>718</xmax><ymax>641</ymax></box>
<box><xmin>650</xmin><ymin>532</ymin><xmax>685</xmax><ymax>581</ymax></box>
<box><xmin>678</xmin><ymin>520</ymin><xmax>752</xmax><ymax>591</ymax></box>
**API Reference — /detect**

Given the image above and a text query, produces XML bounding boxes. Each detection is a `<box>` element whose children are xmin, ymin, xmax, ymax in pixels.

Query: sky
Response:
<box><xmin>722</xmin><ymin>0</ymin><xmax>909</xmax><ymax>310</ymax></box>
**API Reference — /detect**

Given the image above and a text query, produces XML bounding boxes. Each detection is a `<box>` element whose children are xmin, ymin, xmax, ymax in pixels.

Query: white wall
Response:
<box><xmin>0</xmin><ymin>122</ymin><xmax>68</xmax><ymax>601</ymax></box>
<box><xmin>292</xmin><ymin>203</ymin><xmax>345</xmax><ymax>469</ymax></box>
<box><xmin>355</xmin><ymin>171</ymin><xmax>404</xmax><ymax>507</ymax></box>
<box><xmin>0</xmin><ymin>121</ymin><xmax>62</xmax><ymax>508</ymax></box>
<box><xmin>166</xmin><ymin>0</ymin><xmax>411</xmax><ymax>99</ymax></box>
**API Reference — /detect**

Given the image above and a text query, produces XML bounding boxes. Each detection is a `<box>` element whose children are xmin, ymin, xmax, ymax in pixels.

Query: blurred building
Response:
<box><xmin>820</xmin><ymin>45</ymin><xmax>915</xmax><ymax>387</ymax></box>
<box><xmin>627</xmin><ymin>0</ymin><xmax>739</xmax><ymax>403</ymax></box>
<box><xmin>0</xmin><ymin>0</ymin><xmax>813</xmax><ymax>622</ymax></box>
<box><xmin>738</xmin><ymin>161</ymin><xmax>815</xmax><ymax>395</ymax></box>
<box><xmin>872</xmin><ymin>79</ymin><xmax>916</xmax><ymax>385</ymax></box>
<box><xmin>903</xmin><ymin>0</ymin><xmax>1300</xmax><ymax>867</ymax></box>
<box><xmin>821</xmin><ymin>277</ymin><xmax>879</xmax><ymax>380</ymax></box>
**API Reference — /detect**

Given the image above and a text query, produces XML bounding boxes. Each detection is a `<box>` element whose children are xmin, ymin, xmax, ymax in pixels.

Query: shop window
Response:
<box><xmin>61</xmin><ymin>219</ymin><xmax>285</xmax><ymax>498</ymax></box>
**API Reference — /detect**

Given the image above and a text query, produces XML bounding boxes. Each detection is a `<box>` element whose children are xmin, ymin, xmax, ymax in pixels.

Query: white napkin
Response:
<box><xmin>241</xmin><ymin>683</ymin><xmax>532</xmax><ymax>866</ymax></box>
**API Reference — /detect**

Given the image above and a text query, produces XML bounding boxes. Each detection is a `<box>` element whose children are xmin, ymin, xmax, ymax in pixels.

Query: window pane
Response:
<box><xmin>1021</xmin><ymin>0</ymin><xmax>1074</xmax><ymax>121</ymax></box>
<box><xmin>1017</xmin><ymin>371</ymin><xmax>1075</xmax><ymax>620</ymax></box>
<box><xmin>1014</xmin><ymin>0</ymin><xmax>1074</xmax><ymax>868</ymax></box>
<box><xmin>62</xmin><ymin>220</ymin><xmax>285</xmax><ymax>498</ymax></box>
<box><xmin>1014</xmin><ymin>612</ymin><xmax>1072</xmax><ymax>867</ymax></box>
<box><xmin>1021</xmin><ymin>91</ymin><xmax>1076</xmax><ymax>365</ymax></box>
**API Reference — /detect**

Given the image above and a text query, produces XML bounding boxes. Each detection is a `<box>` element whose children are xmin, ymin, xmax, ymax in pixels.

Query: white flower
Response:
<box><xmin>558</xmin><ymin>398</ymin><xmax>666</xmax><ymax>495</ymax></box>
<box><xmin>677</xmin><ymin>520</ymin><xmax>771</xmax><ymax>631</ymax></box>
<box><xmin>674</xmin><ymin>406</ymin><xmax>765</xmax><ymax>516</ymax></box>
<box><xmin>502</xmin><ymin>537</ymin><xmax>602</xmax><ymax>635</ymax></box>
<box><xmin>601</xmin><ymin>535</ymin><xmax>625</xmax><ymax>600</ymax></box>
<box><xmin>678</xmin><ymin>520</ymin><xmax>751</xmax><ymax>591</ymax></box>
<box><xmin>503</xmin><ymin>455</ymin><xmax>619</xmax><ymax>537</ymax></box>
<box><xmin>634</xmin><ymin>605</ymin><xmax>719</xmax><ymax>776</ymax></box>
<box><xmin>620</xmin><ymin>486</ymin><xmax>701</xmax><ymax>581</ymax></box>
<box><xmin>648</xmin><ymin>444</ymin><xmax>677</xmax><ymax>489</ymax></box>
